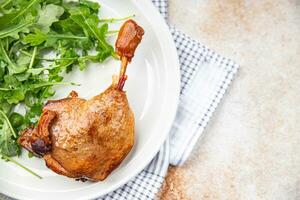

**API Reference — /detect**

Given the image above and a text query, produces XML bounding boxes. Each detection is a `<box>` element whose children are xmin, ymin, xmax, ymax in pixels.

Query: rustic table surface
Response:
<box><xmin>158</xmin><ymin>0</ymin><xmax>300</xmax><ymax>199</ymax></box>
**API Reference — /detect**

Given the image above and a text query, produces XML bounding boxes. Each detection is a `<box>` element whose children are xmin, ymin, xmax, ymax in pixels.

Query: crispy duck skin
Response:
<box><xmin>18</xmin><ymin>20</ymin><xmax>144</xmax><ymax>181</ymax></box>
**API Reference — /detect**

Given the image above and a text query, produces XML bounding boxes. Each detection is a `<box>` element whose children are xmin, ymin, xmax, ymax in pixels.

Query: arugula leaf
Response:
<box><xmin>9</xmin><ymin>112</ymin><xmax>24</xmax><ymax>129</ymax></box>
<box><xmin>16</xmin><ymin>53</ymin><xmax>32</xmax><ymax>69</ymax></box>
<box><xmin>0</xmin><ymin>21</ymin><xmax>32</xmax><ymax>39</ymax></box>
<box><xmin>23</xmin><ymin>29</ymin><xmax>48</xmax><ymax>46</ymax></box>
<box><xmin>0</xmin><ymin>109</ymin><xmax>19</xmax><ymax>157</ymax></box>
<box><xmin>23</xmin><ymin>29</ymin><xmax>88</xmax><ymax>46</ymax></box>
<box><xmin>0</xmin><ymin>61</ymin><xmax>5</xmax><ymax>80</ymax></box>
<box><xmin>37</xmin><ymin>4</ymin><xmax>64</xmax><ymax>32</ymax></box>
<box><xmin>23</xmin><ymin>103</ymin><xmax>42</xmax><ymax>126</ymax></box>
<box><xmin>80</xmin><ymin>0</ymin><xmax>100</xmax><ymax>12</ymax></box>
<box><xmin>0</xmin><ymin>40</ymin><xmax>26</xmax><ymax>74</ymax></box>
<box><xmin>69</xmin><ymin>6</ymin><xmax>114</xmax><ymax>52</ymax></box>
<box><xmin>0</xmin><ymin>0</ymin><xmax>40</xmax><ymax>26</ymax></box>
<box><xmin>0</xmin><ymin>100</ymin><xmax>12</xmax><ymax>114</ymax></box>
<box><xmin>3</xmin><ymin>74</ymin><xmax>21</xmax><ymax>87</ymax></box>
<box><xmin>0</xmin><ymin>0</ymin><xmax>13</xmax><ymax>9</ymax></box>
<box><xmin>7</xmin><ymin>89</ymin><xmax>25</xmax><ymax>104</ymax></box>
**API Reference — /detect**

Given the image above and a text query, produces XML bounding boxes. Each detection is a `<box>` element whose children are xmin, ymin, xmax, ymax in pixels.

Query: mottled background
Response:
<box><xmin>158</xmin><ymin>0</ymin><xmax>300</xmax><ymax>199</ymax></box>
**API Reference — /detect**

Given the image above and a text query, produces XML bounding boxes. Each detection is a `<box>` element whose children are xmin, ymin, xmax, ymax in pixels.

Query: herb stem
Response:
<box><xmin>0</xmin><ymin>153</ymin><xmax>42</xmax><ymax>179</ymax></box>
<box><xmin>0</xmin><ymin>88</ymin><xmax>11</xmax><ymax>91</ymax></box>
<box><xmin>28</xmin><ymin>46</ymin><xmax>37</xmax><ymax>69</ymax></box>
<box><xmin>0</xmin><ymin>109</ymin><xmax>16</xmax><ymax>137</ymax></box>
<box><xmin>0</xmin><ymin>40</ymin><xmax>16</xmax><ymax>68</ymax></box>
<box><xmin>41</xmin><ymin>57</ymin><xmax>76</xmax><ymax>61</ymax></box>
<box><xmin>27</xmin><ymin>65</ymin><xmax>61</xmax><ymax>74</ymax></box>
<box><xmin>0</xmin><ymin>22</ymin><xmax>32</xmax><ymax>39</ymax></box>
<box><xmin>107</xmin><ymin>30</ymin><xmax>119</xmax><ymax>36</ymax></box>
<box><xmin>0</xmin><ymin>82</ymin><xmax>78</xmax><ymax>92</ymax></box>
<box><xmin>48</xmin><ymin>34</ymin><xmax>87</xmax><ymax>40</ymax></box>
<box><xmin>9</xmin><ymin>0</ymin><xmax>39</xmax><ymax>24</ymax></box>
<box><xmin>20</xmin><ymin>50</ymin><xmax>77</xmax><ymax>61</ymax></box>
<box><xmin>75</xmin><ymin>10</ymin><xmax>109</xmax><ymax>51</ymax></box>
<box><xmin>1</xmin><ymin>0</ymin><xmax>12</xmax><ymax>8</ymax></box>
<box><xmin>33</xmin><ymin>82</ymin><xmax>79</xmax><ymax>89</ymax></box>
<box><xmin>99</xmin><ymin>15</ymin><xmax>135</xmax><ymax>23</ymax></box>
<box><xmin>19</xmin><ymin>50</ymin><xmax>32</xmax><ymax>57</ymax></box>
<box><xmin>5</xmin><ymin>37</ymin><xmax>8</xmax><ymax>51</ymax></box>
<box><xmin>9</xmin><ymin>40</ymin><xmax>20</xmax><ymax>57</ymax></box>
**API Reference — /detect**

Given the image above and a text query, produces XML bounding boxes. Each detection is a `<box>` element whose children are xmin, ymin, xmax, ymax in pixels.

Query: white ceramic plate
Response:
<box><xmin>0</xmin><ymin>1</ymin><xmax>180</xmax><ymax>199</ymax></box>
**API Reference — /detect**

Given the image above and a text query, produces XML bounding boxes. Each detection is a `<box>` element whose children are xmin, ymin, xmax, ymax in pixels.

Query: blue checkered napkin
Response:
<box><xmin>152</xmin><ymin>0</ymin><xmax>168</xmax><ymax>20</ymax></box>
<box><xmin>0</xmin><ymin>0</ymin><xmax>239</xmax><ymax>200</ymax></box>
<box><xmin>168</xmin><ymin>27</ymin><xmax>239</xmax><ymax>165</ymax></box>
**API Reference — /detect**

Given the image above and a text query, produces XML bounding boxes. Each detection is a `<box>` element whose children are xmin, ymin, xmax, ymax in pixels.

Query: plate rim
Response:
<box><xmin>1</xmin><ymin>0</ymin><xmax>181</xmax><ymax>199</ymax></box>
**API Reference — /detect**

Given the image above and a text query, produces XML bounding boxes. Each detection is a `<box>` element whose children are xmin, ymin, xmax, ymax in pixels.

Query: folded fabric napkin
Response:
<box><xmin>1</xmin><ymin>1</ymin><xmax>238</xmax><ymax>200</ymax></box>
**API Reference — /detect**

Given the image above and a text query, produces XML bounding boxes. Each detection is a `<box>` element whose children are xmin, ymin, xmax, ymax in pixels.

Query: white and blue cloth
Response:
<box><xmin>1</xmin><ymin>0</ymin><xmax>239</xmax><ymax>199</ymax></box>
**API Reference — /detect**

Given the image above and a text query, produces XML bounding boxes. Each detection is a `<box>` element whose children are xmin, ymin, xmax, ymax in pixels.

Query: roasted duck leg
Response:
<box><xmin>18</xmin><ymin>20</ymin><xmax>144</xmax><ymax>181</ymax></box>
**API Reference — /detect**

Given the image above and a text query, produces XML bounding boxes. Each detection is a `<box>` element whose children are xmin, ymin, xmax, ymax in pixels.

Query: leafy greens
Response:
<box><xmin>0</xmin><ymin>0</ymin><xmax>120</xmax><ymax>178</ymax></box>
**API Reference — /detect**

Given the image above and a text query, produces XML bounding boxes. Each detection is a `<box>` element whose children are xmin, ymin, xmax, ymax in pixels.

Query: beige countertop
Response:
<box><xmin>159</xmin><ymin>0</ymin><xmax>300</xmax><ymax>199</ymax></box>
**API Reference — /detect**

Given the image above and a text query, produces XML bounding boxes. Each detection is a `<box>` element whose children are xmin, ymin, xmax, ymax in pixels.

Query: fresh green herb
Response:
<box><xmin>0</xmin><ymin>0</ymin><xmax>130</xmax><ymax>178</ymax></box>
<box><xmin>0</xmin><ymin>153</ymin><xmax>42</xmax><ymax>179</ymax></box>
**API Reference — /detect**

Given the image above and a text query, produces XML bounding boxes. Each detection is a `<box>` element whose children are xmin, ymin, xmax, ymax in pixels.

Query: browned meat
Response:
<box><xmin>18</xmin><ymin>20</ymin><xmax>144</xmax><ymax>181</ymax></box>
<box><xmin>115</xmin><ymin>19</ymin><xmax>144</xmax><ymax>62</ymax></box>
<box><xmin>20</xmin><ymin>85</ymin><xmax>134</xmax><ymax>181</ymax></box>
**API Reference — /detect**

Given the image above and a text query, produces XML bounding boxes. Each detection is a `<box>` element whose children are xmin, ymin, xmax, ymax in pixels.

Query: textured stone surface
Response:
<box><xmin>159</xmin><ymin>0</ymin><xmax>300</xmax><ymax>199</ymax></box>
